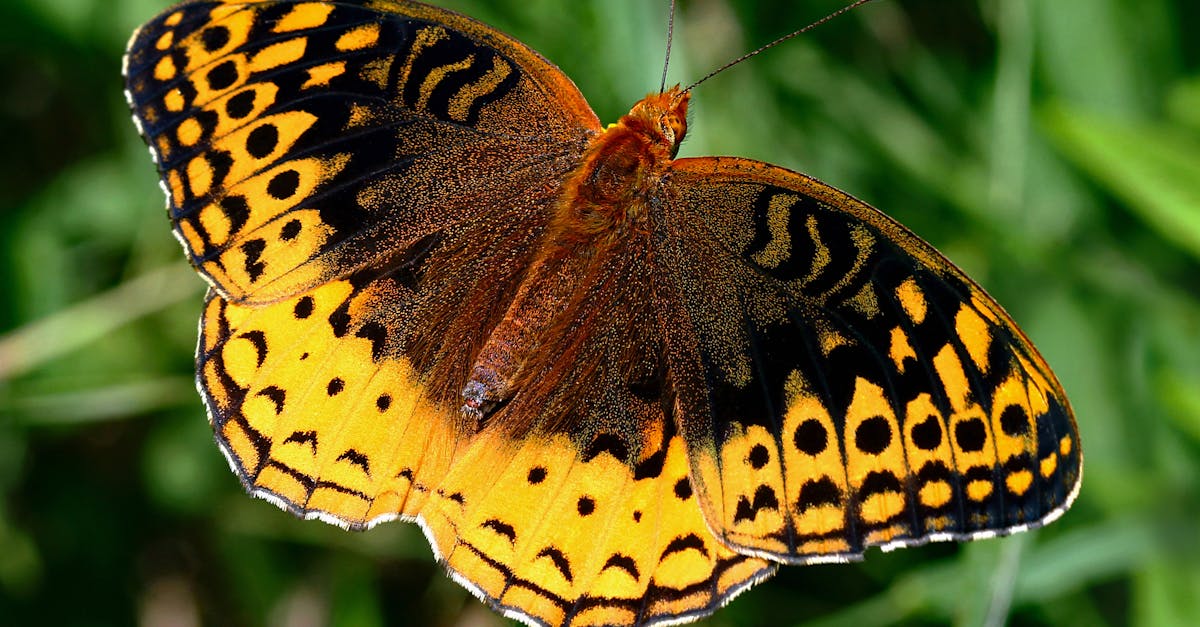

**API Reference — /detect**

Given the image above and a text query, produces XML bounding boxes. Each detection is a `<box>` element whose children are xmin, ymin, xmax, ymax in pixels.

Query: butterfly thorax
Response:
<box><xmin>556</xmin><ymin>87</ymin><xmax>690</xmax><ymax>244</ymax></box>
<box><xmin>459</xmin><ymin>89</ymin><xmax>689</xmax><ymax>430</ymax></box>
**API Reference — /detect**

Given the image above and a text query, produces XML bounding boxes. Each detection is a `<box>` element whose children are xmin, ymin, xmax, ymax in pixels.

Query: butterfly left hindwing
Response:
<box><xmin>656</xmin><ymin>157</ymin><xmax>1081</xmax><ymax>562</ymax></box>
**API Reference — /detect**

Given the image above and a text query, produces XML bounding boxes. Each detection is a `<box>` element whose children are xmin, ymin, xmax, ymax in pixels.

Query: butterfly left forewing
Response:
<box><xmin>124</xmin><ymin>0</ymin><xmax>599</xmax><ymax>304</ymax></box>
<box><xmin>657</xmin><ymin>157</ymin><xmax>1081</xmax><ymax>562</ymax></box>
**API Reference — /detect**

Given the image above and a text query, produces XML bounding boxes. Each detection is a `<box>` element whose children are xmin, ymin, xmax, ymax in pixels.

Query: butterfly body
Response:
<box><xmin>463</xmin><ymin>88</ymin><xmax>691</xmax><ymax>432</ymax></box>
<box><xmin>124</xmin><ymin>2</ymin><xmax>1080</xmax><ymax>625</ymax></box>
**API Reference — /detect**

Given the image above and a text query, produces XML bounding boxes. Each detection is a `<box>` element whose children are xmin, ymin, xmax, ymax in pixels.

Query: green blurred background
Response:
<box><xmin>2</xmin><ymin>0</ymin><xmax>1198</xmax><ymax>625</ymax></box>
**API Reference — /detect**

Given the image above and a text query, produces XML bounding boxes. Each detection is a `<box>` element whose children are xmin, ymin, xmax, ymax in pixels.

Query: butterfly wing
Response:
<box><xmin>124</xmin><ymin>0</ymin><xmax>599</xmax><ymax>304</ymax></box>
<box><xmin>422</xmin><ymin>404</ymin><xmax>775</xmax><ymax>627</ymax></box>
<box><xmin>124</xmin><ymin>0</ymin><xmax>603</xmax><ymax>527</ymax></box>
<box><xmin>197</xmin><ymin>276</ymin><xmax>458</xmax><ymax>525</ymax></box>
<box><xmin>657</xmin><ymin>157</ymin><xmax>1081</xmax><ymax>562</ymax></box>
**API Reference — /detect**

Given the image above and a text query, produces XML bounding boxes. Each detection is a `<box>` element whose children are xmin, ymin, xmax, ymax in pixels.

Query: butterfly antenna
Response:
<box><xmin>661</xmin><ymin>0</ymin><xmax>677</xmax><ymax>93</ymax></box>
<box><xmin>682</xmin><ymin>0</ymin><xmax>877</xmax><ymax>94</ymax></box>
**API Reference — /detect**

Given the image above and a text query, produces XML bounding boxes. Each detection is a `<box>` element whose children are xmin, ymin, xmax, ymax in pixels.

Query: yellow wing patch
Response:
<box><xmin>422</xmin><ymin>428</ymin><xmax>774</xmax><ymax>627</ymax></box>
<box><xmin>200</xmin><ymin>279</ymin><xmax>458</xmax><ymax>527</ymax></box>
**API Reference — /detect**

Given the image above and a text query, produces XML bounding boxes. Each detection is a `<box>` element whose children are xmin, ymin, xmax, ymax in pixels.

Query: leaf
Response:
<box><xmin>1042</xmin><ymin>102</ymin><xmax>1200</xmax><ymax>260</ymax></box>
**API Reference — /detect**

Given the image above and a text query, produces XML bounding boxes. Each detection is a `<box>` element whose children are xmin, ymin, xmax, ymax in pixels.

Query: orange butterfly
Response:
<box><xmin>123</xmin><ymin>1</ymin><xmax>1081</xmax><ymax>625</ymax></box>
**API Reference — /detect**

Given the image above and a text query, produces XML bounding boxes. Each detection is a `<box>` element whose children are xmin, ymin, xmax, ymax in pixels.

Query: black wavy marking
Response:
<box><xmin>391</xmin><ymin>18</ymin><xmax>521</xmax><ymax>126</ymax></box>
<box><xmin>256</xmin><ymin>386</ymin><xmax>287</xmax><ymax>415</ymax></box>
<box><xmin>733</xmin><ymin>485</ymin><xmax>780</xmax><ymax>523</ymax></box>
<box><xmin>335</xmin><ymin>448</ymin><xmax>371</xmax><ymax>475</ymax></box>
<box><xmin>535</xmin><ymin>546</ymin><xmax>573</xmax><ymax>583</ymax></box>
<box><xmin>481</xmin><ymin>518</ymin><xmax>517</xmax><ymax>544</ymax></box>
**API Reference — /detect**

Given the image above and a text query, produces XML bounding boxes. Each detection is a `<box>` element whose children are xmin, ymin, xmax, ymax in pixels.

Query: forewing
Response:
<box><xmin>124</xmin><ymin>0</ymin><xmax>598</xmax><ymax>303</ymax></box>
<box><xmin>658</xmin><ymin>157</ymin><xmax>1081</xmax><ymax>562</ymax></box>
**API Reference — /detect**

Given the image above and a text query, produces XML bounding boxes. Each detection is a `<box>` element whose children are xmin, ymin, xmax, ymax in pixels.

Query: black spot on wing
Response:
<box><xmin>1000</xmin><ymin>404</ymin><xmax>1030</xmax><ymax>437</ymax></box>
<box><xmin>225</xmin><ymin>89</ymin><xmax>255</xmax><ymax>119</ymax></box>
<box><xmin>911</xmin><ymin>414</ymin><xmax>942</xmax><ymax>450</ymax></box>
<box><xmin>955</xmin><ymin>418</ymin><xmax>987</xmax><ymax>453</ymax></box>
<box><xmin>246</xmin><ymin>123</ymin><xmax>278</xmax><ymax>159</ymax></box>
<box><xmin>280</xmin><ymin>218</ymin><xmax>302</xmax><ymax>241</ymax></box>
<box><xmin>293</xmin><ymin>296</ymin><xmax>314</xmax><ymax>319</ymax></box>
<box><xmin>673</xmin><ymin>477</ymin><xmax>692</xmax><ymax>500</ymax></box>
<box><xmin>793</xmin><ymin>418</ymin><xmax>828</xmax><ymax>456</ymax></box>
<box><xmin>266</xmin><ymin>169</ymin><xmax>299</xmax><ymax>200</ymax></box>
<box><xmin>206</xmin><ymin>59</ymin><xmax>238</xmax><ymax>91</ymax></box>
<box><xmin>747</xmin><ymin>444</ymin><xmax>770</xmax><ymax>469</ymax></box>
<box><xmin>326</xmin><ymin>377</ymin><xmax>344</xmax><ymax>396</ymax></box>
<box><xmin>200</xmin><ymin>25</ymin><xmax>230</xmax><ymax>52</ymax></box>
<box><xmin>855</xmin><ymin>416</ymin><xmax>891</xmax><ymax>454</ymax></box>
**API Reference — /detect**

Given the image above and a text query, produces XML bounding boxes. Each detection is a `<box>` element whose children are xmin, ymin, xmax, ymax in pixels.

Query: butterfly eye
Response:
<box><xmin>662</xmin><ymin>114</ymin><xmax>687</xmax><ymax>154</ymax></box>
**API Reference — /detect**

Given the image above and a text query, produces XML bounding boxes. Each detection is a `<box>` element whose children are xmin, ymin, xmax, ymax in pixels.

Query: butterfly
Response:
<box><xmin>123</xmin><ymin>1</ymin><xmax>1082</xmax><ymax>625</ymax></box>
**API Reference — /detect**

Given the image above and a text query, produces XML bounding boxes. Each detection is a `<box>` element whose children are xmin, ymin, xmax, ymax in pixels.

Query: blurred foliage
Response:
<box><xmin>1</xmin><ymin>0</ymin><xmax>1198</xmax><ymax>625</ymax></box>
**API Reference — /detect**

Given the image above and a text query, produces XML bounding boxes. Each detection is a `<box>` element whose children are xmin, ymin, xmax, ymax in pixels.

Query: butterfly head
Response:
<box><xmin>622</xmin><ymin>85</ymin><xmax>690</xmax><ymax>158</ymax></box>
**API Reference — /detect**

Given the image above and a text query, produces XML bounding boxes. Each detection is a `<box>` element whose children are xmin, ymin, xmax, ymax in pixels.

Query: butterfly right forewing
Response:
<box><xmin>657</xmin><ymin>156</ymin><xmax>1081</xmax><ymax>562</ymax></box>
